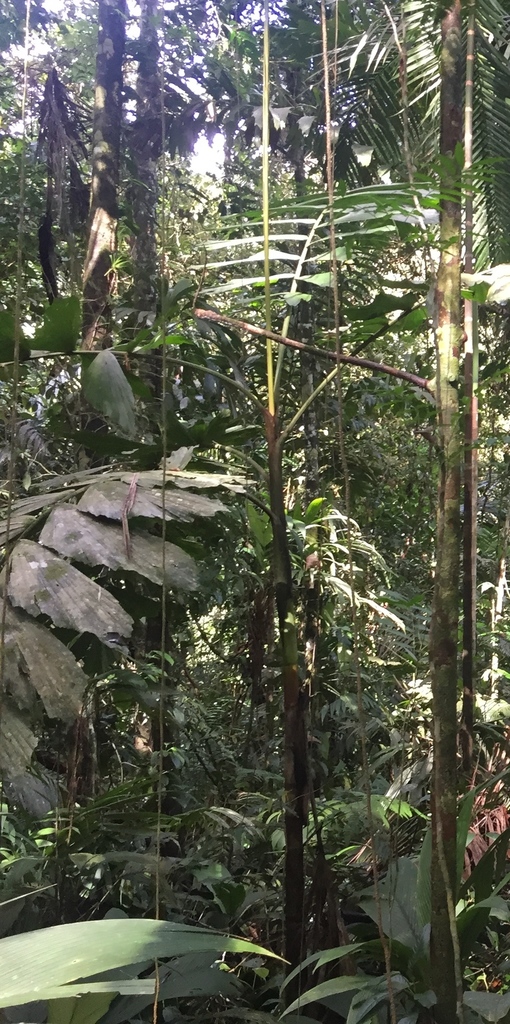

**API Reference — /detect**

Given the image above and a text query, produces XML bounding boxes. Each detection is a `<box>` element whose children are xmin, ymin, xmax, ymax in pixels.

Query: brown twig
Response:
<box><xmin>194</xmin><ymin>308</ymin><xmax>431</xmax><ymax>393</ymax></box>
<box><xmin>121</xmin><ymin>472</ymin><xmax>138</xmax><ymax>559</ymax></box>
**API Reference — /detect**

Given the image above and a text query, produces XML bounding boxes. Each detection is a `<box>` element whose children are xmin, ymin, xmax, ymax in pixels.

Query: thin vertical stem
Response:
<box><xmin>321</xmin><ymin>4</ymin><xmax>396</xmax><ymax>1023</ymax></box>
<box><xmin>461</xmin><ymin>0</ymin><xmax>478</xmax><ymax>773</ymax></box>
<box><xmin>0</xmin><ymin>0</ymin><xmax>31</xmax><ymax>723</ymax></box>
<box><xmin>262</xmin><ymin>0</ymin><xmax>274</xmax><ymax>416</ymax></box>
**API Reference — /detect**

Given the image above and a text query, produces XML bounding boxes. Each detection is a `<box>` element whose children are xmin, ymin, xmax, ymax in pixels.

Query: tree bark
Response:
<box><xmin>131</xmin><ymin>0</ymin><xmax>160</xmax><ymax>316</ymax></box>
<box><xmin>460</xmin><ymin>0</ymin><xmax>478</xmax><ymax>774</ymax></box>
<box><xmin>82</xmin><ymin>0</ymin><xmax>127</xmax><ymax>350</ymax></box>
<box><xmin>490</xmin><ymin>513</ymin><xmax>510</xmax><ymax>693</ymax></box>
<box><xmin>429</xmin><ymin>4</ymin><xmax>463</xmax><ymax>1023</ymax></box>
<box><xmin>265</xmin><ymin>412</ymin><xmax>307</xmax><ymax>1001</ymax></box>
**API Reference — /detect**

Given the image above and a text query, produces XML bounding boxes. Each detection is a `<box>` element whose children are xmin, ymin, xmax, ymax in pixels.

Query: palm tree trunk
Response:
<box><xmin>82</xmin><ymin>0</ymin><xmax>126</xmax><ymax>349</ymax></box>
<box><xmin>429</xmin><ymin>3</ymin><xmax>463</xmax><ymax>1022</ymax></box>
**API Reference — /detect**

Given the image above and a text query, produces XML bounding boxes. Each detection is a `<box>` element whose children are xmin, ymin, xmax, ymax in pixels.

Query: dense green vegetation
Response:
<box><xmin>3</xmin><ymin>1</ymin><xmax>510</xmax><ymax>1022</ymax></box>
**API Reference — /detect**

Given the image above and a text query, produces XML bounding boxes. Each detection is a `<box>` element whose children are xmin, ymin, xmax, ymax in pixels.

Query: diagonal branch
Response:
<box><xmin>194</xmin><ymin>308</ymin><xmax>431</xmax><ymax>394</ymax></box>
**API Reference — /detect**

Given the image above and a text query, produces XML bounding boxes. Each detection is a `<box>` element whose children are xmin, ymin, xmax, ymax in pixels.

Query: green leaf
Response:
<box><xmin>282</xmin><ymin>976</ymin><xmax>374</xmax><ymax>1017</ymax></box>
<box><xmin>304</xmin><ymin>497</ymin><xmax>327</xmax><ymax>524</ymax></box>
<box><xmin>52</xmin><ymin>430</ymin><xmax>159</xmax><ymax>466</ymax></box>
<box><xmin>0</xmin><ymin>311</ymin><xmax>30</xmax><ymax>362</ymax></box>
<box><xmin>464</xmin><ymin>991</ymin><xmax>510</xmax><ymax>1022</ymax></box>
<box><xmin>344</xmin><ymin>292</ymin><xmax>416</xmax><ymax>321</ymax></box>
<box><xmin>457</xmin><ymin>790</ymin><xmax>476</xmax><ymax>895</ymax></box>
<box><xmin>213</xmin><ymin>881</ymin><xmax>246</xmax><ymax>915</ymax></box>
<box><xmin>416</xmin><ymin>828</ymin><xmax>431</xmax><ymax>927</ymax></box>
<box><xmin>301</xmin><ymin>272</ymin><xmax>333</xmax><ymax>288</ymax></box>
<box><xmin>162</xmin><ymin>278</ymin><xmax>194</xmax><ymax>315</ymax></box>
<box><xmin>459</xmin><ymin>828</ymin><xmax>510</xmax><ymax>903</ymax></box>
<box><xmin>282</xmin><ymin>292</ymin><xmax>312</xmax><ymax>306</ymax></box>
<box><xmin>462</xmin><ymin>282</ymin><xmax>489</xmax><ymax>303</ymax></box>
<box><xmin>101</xmin><ymin>952</ymin><xmax>243</xmax><ymax>1024</ymax></box>
<box><xmin>123</xmin><ymin>370</ymin><xmax>153</xmax><ymax>400</ymax></box>
<box><xmin>457</xmin><ymin>900</ymin><xmax>493</xmax><ymax>961</ymax></box>
<box><xmin>48</xmin><ymin>992</ymin><xmax>115</xmax><ymax>1024</ymax></box>
<box><xmin>82</xmin><ymin>350</ymin><xmax>136</xmax><ymax>436</ymax></box>
<box><xmin>281</xmin><ymin>944</ymin><xmax>364</xmax><ymax>994</ymax></box>
<box><xmin>247</xmin><ymin>502</ymin><xmax>272</xmax><ymax>549</ymax></box>
<box><xmin>360</xmin><ymin>858</ymin><xmax>422</xmax><ymax>950</ymax></box>
<box><xmin>31</xmin><ymin>297</ymin><xmax>81</xmax><ymax>353</ymax></box>
<box><xmin>400</xmin><ymin>308</ymin><xmax>427</xmax><ymax>330</ymax></box>
<box><xmin>0</xmin><ymin>919</ymin><xmax>279</xmax><ymax>1007</ymax></box>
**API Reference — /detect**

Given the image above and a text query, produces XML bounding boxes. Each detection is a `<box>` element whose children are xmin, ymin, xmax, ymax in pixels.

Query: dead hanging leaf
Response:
<box><xmin>164</xmin><ymin>446</ymin><xmax>196</xmax><ymax>470</ymax></box>
<box><xmin>0</xmin><ymin>513</ymin><xmax>36</xmax><ymax>548</ymax></box>
<box><xmin>7</xmin><ymin>540</ymin><xmax>133</xmax><ymax>644</ymax></box>
<box><xmin>77</xmin><ymin>479</ymin><xmax>225</xmax><ymax>522</ymax></box>
<box><xmin>0</xmin><ymin>700</ymin><xmax>38</xmax><ymax>778</ymax></box>
<box><xmin>0</xmin><ymin>599</ymin><xmax>87</xmax><ymax>780</ymax></box>
<box><xmin>145</xmin><ymin>469</ymin><xmax>245</xmax><ymax>494</ymax></box>
<box><xmin>0</xmin><ymin>489</ymin><xmax>76</xmax><ymax>547</ymax></box>
<box><xmin>40</xmin><ymin>505</ymin><xmax>199</xmax><ymax>592</ymax></box>
<box><xmin>3</xmin><ymin>602</ymin><xmax>86</xmax><ymax>720</ymax></box>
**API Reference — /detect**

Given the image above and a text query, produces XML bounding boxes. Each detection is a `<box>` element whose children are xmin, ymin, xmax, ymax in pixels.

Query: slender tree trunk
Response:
<box><xmin>265</xmin><ymin>414</ymin><xmax>307</xmax><ymax>1000</ymax></box>
<box><xmin>490</xmin><ymin>513</ymin><xmax>510</xmax><ymax>693</ymax></box>
<box><xmin>299</xmin><ymin>303</ymin><xmax>321</xmax><ymax>688</ymax></box>
<box><xmin>132</xmin><ymin>0</ymin><xmax>160</xmax><ymax>315</ymax></box>
<box><xmin>461</xmin><ymin>0</ymin><xmax>478</xmax><ymax>773</ymax></box>
<box><xmin>82</xmin><ymin>0</ymin><xmax>126</xmax><ymax>349</ymax></box>
<box><xmin>429</xmin><ymin>4</ymin><xmax>463</xmax><ymax>1023</ymax></box>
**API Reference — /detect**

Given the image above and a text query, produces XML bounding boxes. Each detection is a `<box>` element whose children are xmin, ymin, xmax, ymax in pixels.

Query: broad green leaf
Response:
<box><xmin>161</xmin><ymin>278</ymin><xmax>194</xmax><ymax>314</ymax></box>
<box><xmin>32</xmin><ymin>297</ymin><xmax>81</xmax><ymax>353</ymax></box>
<box><xmin>464</xmin><ymin>991</ymin><xmax>510</xmax><ymax>1022</ymax></box>
<box><xmin>346</xmin><ymin>983</ymin><xmax>389</xmax><ymax>1024</ymax></box>
<box><xmin>344</xmin><ymin>293</ymin><xmax>416</xmax><ymax>321</ymax></box>
<box><xmin>123</xmin><ymin>370</ymin><xmax>152</xmax><ymax>399</ymax></box>
<box><xmin>360</xmin><ymin>858</ymin><xmax>422</xmax><ymax>950</ymax></box>
<box><xmin>0</xmin><ymin>919</ymin><xmax>279</xmax><ymax>1007</ymax></box>
<box><xmin>82</xmin><ymin>350</ymin><xmax>136</xmax><ymax>436</ymax></box>
<box><xmin>301</xmin><ymin>272</ymin><xmax>333</xmax><ymax>287</ymax></box>
<box><xmin>101</xmin><ymin>952</ymin><xmax>243</xmax><ymax>1024</ymax></box>
<box><xmin>400</xmin><ymin>308</ymin><xmax>427</xmax><ymax>330</ymax></box>
<box><xmin>213</xmin><ymin>881</ymin><xmax>246</xmax><ymax>915</ymax></box>
<box><xmin>456</xmin><ymin>897</ymin><xmax>500</xmax><ymax>961</ymax></box>
<box><xmin>48</xmin><ymin>992</ymin><xmax>115</xmax><ymax>1024</ymax></box>
<box><xmin>247</xmin><ymin>501</ymin><xmax>272</xmax><ymax>549</ymax></box>
<box><xmin>416</xmin><ymin>828</ymin><xmax>431</xmax><ymax>927</ymax></box>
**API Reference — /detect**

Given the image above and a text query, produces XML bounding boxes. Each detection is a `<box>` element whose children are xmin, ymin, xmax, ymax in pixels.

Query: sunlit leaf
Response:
<box><xmin>32</xmin><ymin>297</ymin><xmax>81</xmax><ymax>353</ymax></box>
<box><xmin>0</xmin><ymin>918</ymin><xmax>279</xmax><ymax>1007</ymax></box>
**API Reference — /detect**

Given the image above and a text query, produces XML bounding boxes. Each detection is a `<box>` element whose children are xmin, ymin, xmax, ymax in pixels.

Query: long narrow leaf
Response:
<box><xmin>0</xmin><ymin>919</ymin><xmax>279</xmax><ymax>1007</ymax></box>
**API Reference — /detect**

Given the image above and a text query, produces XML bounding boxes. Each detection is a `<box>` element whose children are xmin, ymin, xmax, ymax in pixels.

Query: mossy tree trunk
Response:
<box><xmin>429</xmin><ymin>4</ymin><xmax>463</xmax><ymax>1022</ymax></box>
<box><xmin>82</xmin><ymin>0</ymin><xmax>126</xmax><ymax>349</ymax></box>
